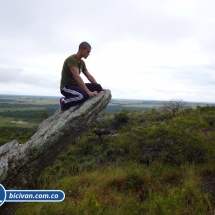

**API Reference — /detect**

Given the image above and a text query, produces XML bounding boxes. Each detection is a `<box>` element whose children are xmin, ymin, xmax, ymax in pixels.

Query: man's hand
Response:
<box><xmin>88</xmin><ymin>91</ymin><xmax>99</xmax><ymax>97</ymax></box>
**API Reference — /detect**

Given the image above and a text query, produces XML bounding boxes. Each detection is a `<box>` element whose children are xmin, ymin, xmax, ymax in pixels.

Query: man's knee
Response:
<box><xmin>96</xmin><ymin>84</ymin><xmax>102</xmax><ymax>92</ymax></box>
<box><xmin>86</xmin><ymin>83</ymin><xmax>102</xmax><ymax>92</ymax></box>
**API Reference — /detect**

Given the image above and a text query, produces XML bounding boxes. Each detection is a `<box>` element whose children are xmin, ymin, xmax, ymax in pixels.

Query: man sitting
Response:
<box><xmin>59</xmin><ymin>41</ymin><xmax>105</xmax><ymax>111</ymax></box>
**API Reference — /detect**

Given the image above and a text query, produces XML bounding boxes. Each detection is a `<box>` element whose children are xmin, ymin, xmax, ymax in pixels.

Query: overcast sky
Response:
<box><xmin>0</xmin><ymin>0</ymin><xmax>215</xmax><ymax>102</ymax></box>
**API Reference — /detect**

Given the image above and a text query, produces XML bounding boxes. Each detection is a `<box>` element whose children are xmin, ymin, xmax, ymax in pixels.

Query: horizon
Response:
<box><xmin>0</xmin><ymin>94</ymin><xmax>214</xmax><ymax>104</ymax></box>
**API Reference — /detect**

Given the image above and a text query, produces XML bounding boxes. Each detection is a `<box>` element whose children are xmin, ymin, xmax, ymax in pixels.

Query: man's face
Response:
<box><xmin>81</xmin><ymin>48</ymin><xmax>91</xmax><ymax>59</ymax></box>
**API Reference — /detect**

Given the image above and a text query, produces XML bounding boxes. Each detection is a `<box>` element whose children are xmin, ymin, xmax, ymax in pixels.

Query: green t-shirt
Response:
<box><xmin>60</xmin><ymin>54</ymin><xmax>87</xmax><ymax>89</ymax></box>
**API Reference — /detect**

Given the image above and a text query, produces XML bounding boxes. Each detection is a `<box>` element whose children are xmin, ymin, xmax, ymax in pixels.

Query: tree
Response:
<box><xmin>162</xmin><ymin>100</ymin><xmax>186</xmax><ymax>117</ymax></box>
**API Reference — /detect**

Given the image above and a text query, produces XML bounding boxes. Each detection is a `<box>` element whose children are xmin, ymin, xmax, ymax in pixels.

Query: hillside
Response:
<box><xmin>15</xmin><ymin>105</ymin><xmax>215</xmax><ymax>215</ymax></box>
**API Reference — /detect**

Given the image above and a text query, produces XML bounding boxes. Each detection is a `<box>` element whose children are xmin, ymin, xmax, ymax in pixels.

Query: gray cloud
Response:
<box><xmin>0</xmin><ymin>67</ymin><xmax>58</xmax><ymax>88</ymax></box>
<box><xmin>0</xmin><ymin>0</ymin><xmax>199</xmax><ymax>51</ymax></box>
<box><xmin>0</xmin><ymin>0</ymin><xmax>215</xmax><ymax>102</ymax></box>
<box><xmin>168</xmin><ymin>67</ymin><xmax>215</xmax><ymax>86</ymax></box>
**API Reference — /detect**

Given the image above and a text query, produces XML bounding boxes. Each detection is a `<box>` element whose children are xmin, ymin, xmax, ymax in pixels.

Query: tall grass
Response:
<box><xmin>15</xmin><ymin>107</ymin><xmax>215</xmax><ymax>214</ymax></box>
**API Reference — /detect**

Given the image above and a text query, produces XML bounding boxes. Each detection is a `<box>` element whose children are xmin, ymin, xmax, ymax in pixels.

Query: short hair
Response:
<box><xmin>79</xmin><ymin>42</ymin><xmax>91</xmax><ymax>50</ymax></box>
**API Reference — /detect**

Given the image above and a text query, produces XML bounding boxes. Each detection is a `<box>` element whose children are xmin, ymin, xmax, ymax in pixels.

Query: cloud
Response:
<box><xmin>0</xmin><ymin>67</ymin><xmax>59</xmax><ymax>88</ymax></box>
<box><xmin>0</xmin><ymin>0</ymin><xmax>215</xmax><ymax>102</ymax></box>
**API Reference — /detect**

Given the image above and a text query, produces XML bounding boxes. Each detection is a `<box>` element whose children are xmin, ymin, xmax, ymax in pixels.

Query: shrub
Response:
<box><xmin>204</xmin><ymin>116</ymin><xmax>215</xmax><ymax>127</ymax></box>
<box><xmin>113</xmin><ymin>109</ymin><xmax>129</xmax><ymax>128</ymax></box>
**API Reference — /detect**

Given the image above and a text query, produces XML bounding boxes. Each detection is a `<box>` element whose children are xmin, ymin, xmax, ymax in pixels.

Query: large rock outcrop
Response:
<box><xmin>0</xmin><ymin>90</ymin><xmax>111</xmax><ymax>215</ymax></box>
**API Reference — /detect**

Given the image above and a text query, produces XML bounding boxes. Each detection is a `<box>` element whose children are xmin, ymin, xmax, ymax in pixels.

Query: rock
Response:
<box><xmin>94</xmin><ymin>127</ymin><xmax>117</xmax><ymax>137</ymax></box>
<box><xmin>0</xmin><ymin>90</ymin><xmax>111</xmax><ymax>215</ymax></box>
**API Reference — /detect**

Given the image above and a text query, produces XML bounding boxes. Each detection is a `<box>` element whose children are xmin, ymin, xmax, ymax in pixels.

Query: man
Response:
<box><xmin>60</xmin><ymin>42</ymin><xmax>104</xmax><ymax>111</ymax></box>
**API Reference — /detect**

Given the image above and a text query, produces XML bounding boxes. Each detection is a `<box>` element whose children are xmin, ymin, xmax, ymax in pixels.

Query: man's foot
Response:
<box><xmin>59</xmin><ymin>98</ymin><xmax>67</xmax><ymax>111</ymax></box>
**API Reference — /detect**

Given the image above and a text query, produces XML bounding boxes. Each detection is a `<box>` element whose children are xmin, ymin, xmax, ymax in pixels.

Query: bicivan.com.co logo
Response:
<box><xmin>0</xmin><ymin>184</ymin><xmax>65</xmax><ymax>206</ymax></box>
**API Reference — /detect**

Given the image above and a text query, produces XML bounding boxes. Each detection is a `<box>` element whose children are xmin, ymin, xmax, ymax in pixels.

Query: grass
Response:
<box><xmin>0</xmin><ymin>107</ymin><xmax>46</xmax><ymax>112</ymax></box>
<box><xmin>1</xmin><ymin>96</ymin><xmax>215</xmax><ymax>214</ymax></box>
<box><xmin>15</xmin><ymin>162</ymin><xmax>214</xmax><ymax>215</ymax></box>
<box><xmin>0</xmin><ymin>96</ymin><xmax>59</xmax><ymax>128</ymax></box>
<box><xmin>0</xmin><ymin>96</ymin><xmax>59</xmax><ymax>105</ymax></box>
<box><xmin>0</xmin><ymin>116</ymin><xmax>37</xmax><ymax>128</ymax></box>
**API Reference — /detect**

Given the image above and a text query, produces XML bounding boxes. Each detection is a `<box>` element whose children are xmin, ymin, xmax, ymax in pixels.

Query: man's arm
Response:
<box><xmin>83</xmin><ymin>70</ymin><xmax>106</xmax><ymax>91</ymax></box>
<box><xmin>70</xmin><ymin>67</ymin><xmax>99</xmax><ymax>96</ymax></box>
<box><xmin>82</xmin><ymin>70</ymin><xmax>97</xmax><ymax>84</ymax></box>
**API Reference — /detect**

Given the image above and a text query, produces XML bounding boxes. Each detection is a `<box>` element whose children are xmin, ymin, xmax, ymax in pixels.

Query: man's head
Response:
<box><xmin>78</xmin><ymin>42</ymin><xmax>91</xmax><ymax>59</ymax></box>
<box><xmin>79</xmin><ymin>42</ymin><xmax>91</xmax><ymax>50</ymax></box>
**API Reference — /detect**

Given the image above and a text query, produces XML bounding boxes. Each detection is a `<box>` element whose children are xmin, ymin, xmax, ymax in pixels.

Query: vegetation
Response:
<box><xmin>1</xmin><ymin>96</ymin><xmax>215</xmax><ymax>214</ymax></box>
<box><xmin>12</xmin><ymin>104</ymin><xmax>215</xmax><ymax>215</ymax></box>
<box><xmin>0</xmin><ymin>126</ymin><xmax>37</xmax><ymax>145</ymax></box>
<box><xmin>0</xmin><ymin>96</ymin><xmax>59</xmax><ymax>145</ymax></box>
<box><xmin>161</xmin><ymin>100</ymin><xmax>186</xmax><ymax>117</ymax></box>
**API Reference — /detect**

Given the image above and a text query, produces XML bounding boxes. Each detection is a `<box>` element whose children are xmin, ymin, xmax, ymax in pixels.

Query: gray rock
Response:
<box><xmin>0</xmin><ymin>90</ymin><xmax>111</xmax><ymax>215</ymax></box>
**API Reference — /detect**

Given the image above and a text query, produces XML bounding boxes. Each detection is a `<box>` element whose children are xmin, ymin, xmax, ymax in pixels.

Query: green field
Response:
<box><xmin>1</xmin><ymin>95</ymin><xmax>215</xmax><ymax>214</ymax></box>
<box><xmin>0</xmin><ymin>95</ymin><xmax>59</xmax><ymax>105</ymax></box>
<box><xmin>0</xmin><ymin>107</ymin><xmax>46</xmax><ymax>112</ymax></box>
<box><xmin>0</xmin><ymin>95</ymin><xmax>213</xmax><ymax>127</ymax></box>
<box><xmin>0</xmin><ymin>95</ymin><xmax>60</xmax><ymax>128</ymax></box>
<box><xmin>0</xmin><ymin>94</ymin><xmax>214</xmax><ymax>144</ymax></box>
<box><xmin>103</xmin><ymin>98</ymin><xmax>213</xmax><ymax>114</ymax></box>
<box><xmin>0</xmin><ymin>95</ymin><xmax>60</xmax><ymax>144</ymax></box>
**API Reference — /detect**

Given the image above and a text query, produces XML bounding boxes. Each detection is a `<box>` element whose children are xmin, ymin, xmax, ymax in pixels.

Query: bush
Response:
<box><xmin>113</xmin><ymin>109</ymin><xmax>129</xmax><ymax>128</ymax></box>
<box><xmin>204</xmin><ymin>116</ymin><xmax>215</xmax><ymax>127</ymax></box>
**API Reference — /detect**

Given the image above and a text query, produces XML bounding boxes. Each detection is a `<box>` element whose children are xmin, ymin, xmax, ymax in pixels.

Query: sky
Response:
<box><xmin>0</xmin><ymin>0</ymin><xmax>215</xmax><ymax>102</ymax></box>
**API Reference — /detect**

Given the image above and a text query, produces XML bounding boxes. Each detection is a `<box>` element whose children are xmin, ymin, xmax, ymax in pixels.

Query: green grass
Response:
<box><xmin>0</xmin><ymin>96</ymin><xmax>59</xmax><ymax>105</ymax></box>
<box><xmin>15</xmin><ymin>162</ymin><xmax>214</xmax><ymax>215</ymax></box>
<box><xmin>0</xmin><ymin>107</ymin><xmax>46</xmax><ymax>112</ymax></box>
<box><xmin>0</xmin><ymin>116</ymin><xmax>37</xmax><ymax>128</ymax></box>
<box><xmin>1</xmin><ymin>96</ymin><xmax>215</xmax><ymax>214</ymax></box>
<box><xmin>14</xmin><ymin>105</ymin><xmax>215</xmax><ymax>215</ymax></box>
<box><xmin>0</xmin><ymin>96</ymin><xmax>59</xmax><ymax>128</ymax></box>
